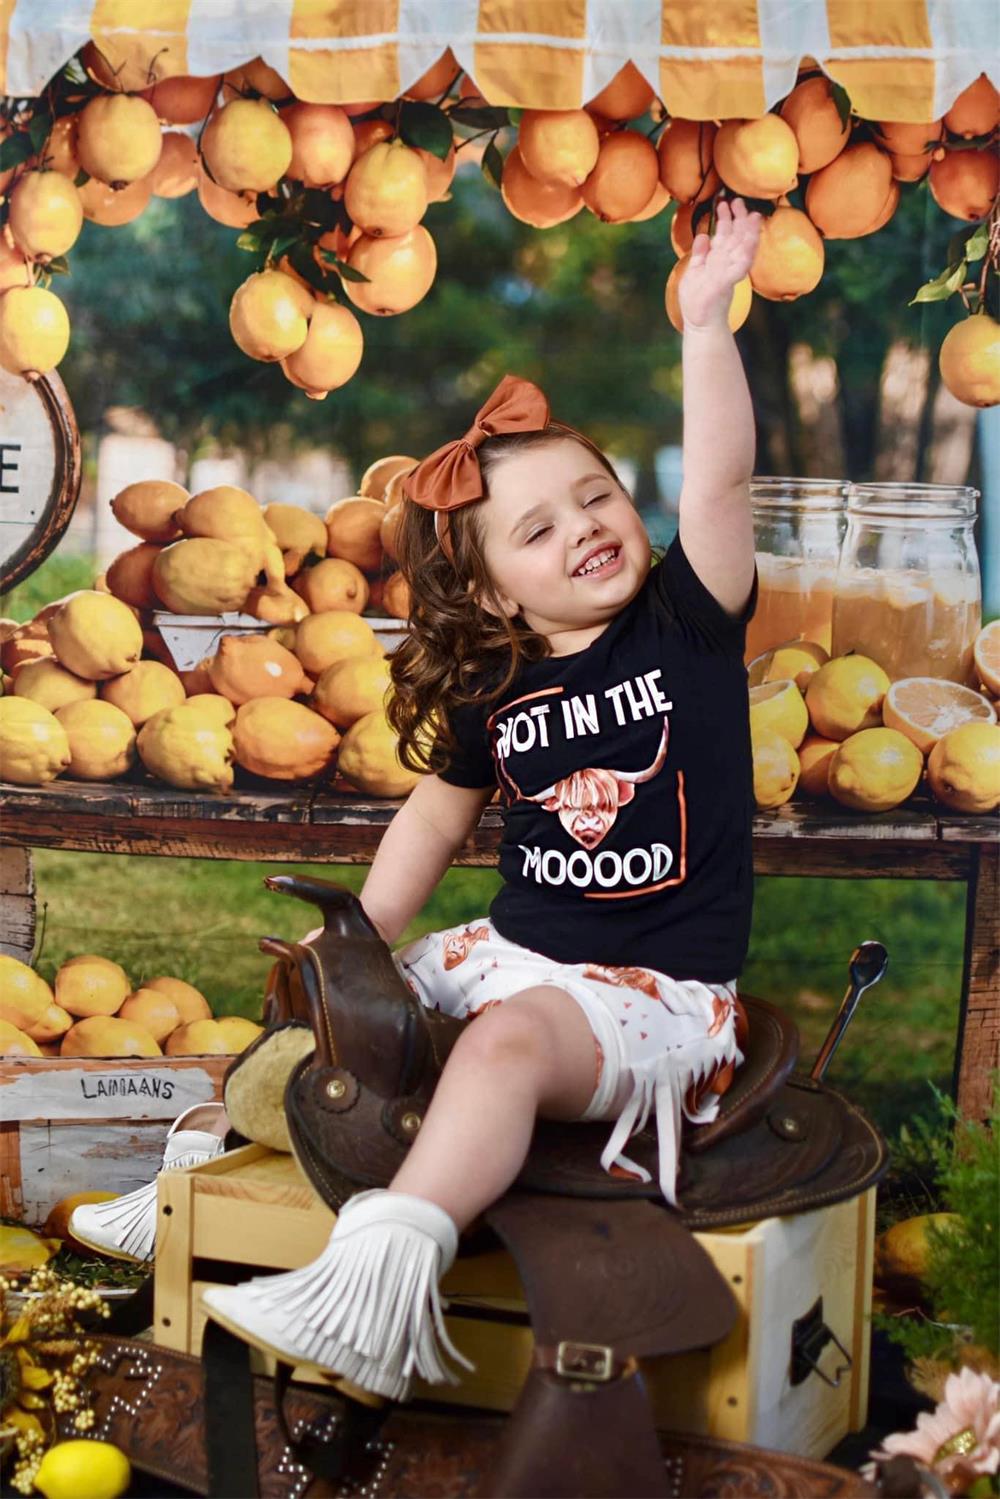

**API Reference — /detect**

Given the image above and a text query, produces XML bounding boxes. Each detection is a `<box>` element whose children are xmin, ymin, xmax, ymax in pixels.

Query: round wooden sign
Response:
<box><xmin>0</xmin><ymin>368</ymin><xmax>81</xmax><ymax>595</ymax></box>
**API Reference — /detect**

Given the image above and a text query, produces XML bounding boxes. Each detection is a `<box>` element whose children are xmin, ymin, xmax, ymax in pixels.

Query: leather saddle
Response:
<box><xmin>222</xmin><ymin>873</ymin><xmax>889</xmax><ymax>1498</ymax></box>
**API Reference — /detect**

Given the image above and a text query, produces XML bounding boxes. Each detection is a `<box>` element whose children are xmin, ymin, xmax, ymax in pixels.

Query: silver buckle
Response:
<box><xmin>554</xmin><ymin>1340</ymin><xmax>614</xmax><ymax>1382</ymax></box>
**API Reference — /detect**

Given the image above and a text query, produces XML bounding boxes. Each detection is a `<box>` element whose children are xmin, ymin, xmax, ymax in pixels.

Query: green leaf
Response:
<box><xmin>45</xmin><ymin>255</ymin><xmax>69</xmax><ymax>275</ymax></box>
<box><xmin>269</xmin><ymin>232</ymin><xmax>301</xmax><ymax>261</ymax></box>
<box><xmin>398</xmin><ymin>101</ymin><xmax>454</xmax><ymax>160</ymax></box>
<box><xmin>481</xmin><ymin>138</ymin><xmax>504</xmax><ymax>189</ymax></box>
<box><xmin>28</xmin><ymin>110</ymin><xmax>53</xmax><ymax>155</ymax></box>
<box><xmin>63</xmin><ymin>56</ymin><xmax>88</xmax><ymax>86</ymax></box>
<box><xmin>830</xmin><ymin>82</ymin><xmax>852</xmax><ymax>129</ymax></box>
<box><xmin>449</xmin><ymin>105</ymin><xmax>511</xmax><ymax>132</ymax></box>
<box><xmin>319</xmin><ymin>251</ymin><xmax>370</xmax><ymax>284</ymax></box>
<box><xmin>74</xmin><ymin>169</ymin><xmax>89</xmax><ymax>187</ymax></box>
<box><xmin>301</xmin><ymin>188</ymin><xmax>340</xmax><ymax>230</ymax></box>
<box><xmin>287</xmin><ymin>240</ymin><xmax>341</xmax><ymax>295</ymax></box>
<box><xmin>236</xmin><ymin>231</ymin><xmax>264</xmax><ymax>253</ymax></box>
<box><xmin>507</xmin><ymin>108</ymin><xmax>523</xmax><ymax>127</ymax></box>
<box><xmin>909</xmin><ymin>260</ymin><xmax>967</xmax><ymax>304</ymax></box>
<box><xmin>0</xmin><ymin>132</ymin><xmax>32</xmax><ymax>172</ymax></box>
<box><xmin>964</xmin><ymin>222</ymin><xmax>989</xmax><ymax>262</ymax></box>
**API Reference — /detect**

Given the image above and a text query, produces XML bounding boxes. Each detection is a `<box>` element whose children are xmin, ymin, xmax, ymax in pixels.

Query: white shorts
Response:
<box><xmin>393</xmin><ymin>918</ymin><xmax>744</xmax><ymax>1205</ymax></box>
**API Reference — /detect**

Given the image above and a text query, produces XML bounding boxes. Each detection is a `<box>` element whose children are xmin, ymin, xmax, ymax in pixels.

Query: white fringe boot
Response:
<box><xmin>201</xmin><ymin>1190</ymin><xmax>473</xmax><ymax>1401</ymax></box>
<box><xmin>69</xmin><ymin>1103</ymin><xmax>227</xmax><ymax>1262</ymax></box>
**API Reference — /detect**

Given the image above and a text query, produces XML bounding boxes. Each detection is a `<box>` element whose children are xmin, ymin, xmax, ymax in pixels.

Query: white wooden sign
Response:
<box><xmin>0</xmin><ymin>367</ymin><xmax>80</xmax><ymax>592</ymax></box>
<box><xmin>1</xmin><ymin>1059</ymin><xmax>221</xmax><ymax>1121</ymax></box>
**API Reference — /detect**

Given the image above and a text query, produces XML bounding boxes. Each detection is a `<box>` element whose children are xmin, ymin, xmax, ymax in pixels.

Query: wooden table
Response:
<box><xmin>1</xmin><ymin>778</ymin><xmax>996</xmax><ymax>1120</ymax></box>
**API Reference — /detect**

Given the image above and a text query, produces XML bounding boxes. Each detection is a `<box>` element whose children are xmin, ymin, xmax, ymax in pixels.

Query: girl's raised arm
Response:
<box><xmin>360</xmin><ymin>774</ymin><xmax>495</xmax><ymax>945</ymax></box>
<box><xmin>676</xmin><ymin>198</ymin><xmax>761</xmax><ymax>616</ymax></box>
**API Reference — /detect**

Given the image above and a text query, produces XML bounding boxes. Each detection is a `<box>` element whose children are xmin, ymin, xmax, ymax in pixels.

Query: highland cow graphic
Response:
<box><xmin>583</xmin><ymin>964</ymin><xmax>663</xmax><ymax>1001</ymax></box>
<box><xmin>498</xmin><ymin>718</ymin><xmax>670</xmax><ymax>850</ymax></box>
<box><xmin>441</xmin><ymin>923</ymin><xmax>492</xmax><ymax>970</ymax></box>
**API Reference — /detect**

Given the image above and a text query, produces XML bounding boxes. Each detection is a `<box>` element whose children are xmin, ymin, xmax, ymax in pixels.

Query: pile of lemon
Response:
<box><xmin>0</xmin><ymin>951</ymin><xmax>262</xmax><ymax>1059</ymax></box>
<box><xmin>0</xmin><ymin>455</ymin><xmax>419</xmax><ymax>797</ymax></box>
<box><xmin>749</xmin><ymin>623</ymin><xmax>1000</xmax><ymax>815</ymax></box>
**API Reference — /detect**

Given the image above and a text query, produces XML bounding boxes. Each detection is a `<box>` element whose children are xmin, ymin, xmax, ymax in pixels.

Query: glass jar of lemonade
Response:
<box><xmin>832</xmin><ymin>483</ymin><xmax>981</xmax><ymax>682</ymax></box>
<box><xmin>744</xmin><ymin>478</ymin><xmax>847</xmax><ymax>663</ymax></box>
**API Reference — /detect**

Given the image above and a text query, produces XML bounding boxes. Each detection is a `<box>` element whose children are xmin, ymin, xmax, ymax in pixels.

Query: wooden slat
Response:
<box><xmin>0</xmin><ymin>844</ymin><xmax>35</xmax><ymax>961</ymax></box>
<box><xmin>752</xmin><ymin>842</ymin><xmax>970</xmax><ymax>881</ymax></box>
<box><xmin>955</xmin><ymin>842</ymin><xmax>1000</xmax><ymax>1122</ymax></box>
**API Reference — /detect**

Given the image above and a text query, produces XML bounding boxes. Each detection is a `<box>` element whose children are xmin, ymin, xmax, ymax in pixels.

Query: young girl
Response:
<box><xmin>202</xmin><ymin>199</ymin><xmax>764</xmax><ymax>1399</ymax></box>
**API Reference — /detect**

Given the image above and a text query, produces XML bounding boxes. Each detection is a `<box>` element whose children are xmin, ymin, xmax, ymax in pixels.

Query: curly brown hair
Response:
<box><xmin>387</xmin><ymin>422</ymin><xmax>627</xmax><ymax>775</ymax></box>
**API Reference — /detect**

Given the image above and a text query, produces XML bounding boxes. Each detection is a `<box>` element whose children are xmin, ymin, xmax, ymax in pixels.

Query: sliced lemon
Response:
<box><xmin>973</xmin><ymin>619</ymin><xmax>1000</xmax><ymax>698</ymax></box>
<box><xmin>748</xmin><ymin>679</ymin><xmax>809</xmax><ymax>748</ymax></box>
<box><xmin>883</xmin><ymin>676</ymin><xmax>996</xmax><ymax>755</ymax></box>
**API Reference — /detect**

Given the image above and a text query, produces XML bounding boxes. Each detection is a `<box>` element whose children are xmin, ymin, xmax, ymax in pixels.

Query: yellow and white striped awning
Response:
<box><xmin>2</xmin><ymin>1</ymin><xmax>997</xmax><ymax>123</ymax></box>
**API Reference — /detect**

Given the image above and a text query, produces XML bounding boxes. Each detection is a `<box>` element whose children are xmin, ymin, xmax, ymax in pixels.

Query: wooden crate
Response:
<box><xmin>0</xmin><ymin>1054</ymin><xmax>229</xmax><ymax>1225</ymax></box>
<box><xmin>155</xmin><ymin>1145</ymin><xmax>874</xmax><ymax>1461</ymax></box>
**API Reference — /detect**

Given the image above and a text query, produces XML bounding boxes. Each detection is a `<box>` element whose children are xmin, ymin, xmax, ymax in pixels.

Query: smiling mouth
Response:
<box><xmin>573</xmin><ymin>546</ymin><xmax>621</xmax><ymax>578</ymax></box>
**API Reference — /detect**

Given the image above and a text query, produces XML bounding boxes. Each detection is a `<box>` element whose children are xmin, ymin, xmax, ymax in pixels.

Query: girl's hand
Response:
<box><xmin>677</xmin><ymin>198</ymin><xmax>762</xmax><ymax>331</ymax></box>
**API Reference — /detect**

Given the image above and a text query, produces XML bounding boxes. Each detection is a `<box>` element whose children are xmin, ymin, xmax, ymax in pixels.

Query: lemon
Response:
<box><xmin>927</xmin><ymin>721</ymin><xmax>1000</xmax><ymax>813</ymax></box>
<box><xmin>25</xmin><ymin>1002</ymin><xmax>74</xmax><ymax>1043</ymax></box>
<box><xmin>748</xmin><ymin>679</ymin><xmax>809</xmax><ymax>748</ymax></box>
<box><xmin>110</xmin><ymin>478</ymin><xmax>187</xmax><ymax>542</ymax></box>
<box><xmin>751</xmin><ymin>729</ymin><xmax>800</xmax><ymax>808</ymax></box>
<box><xmin>0</xmin><ymin>953</ymin><xmax>55</xmax><ymax>1028</ymax></box>
<box><xmin>312</xmin><ymin>654</ymin><xmax>392</xmax><ymax>729</ymax></box>
<box><xmin>166</xmin><ymin>1018</ymin><xmax>234</xmax><ymax>1055</ymax></box>
<box><xmin>54</xmin><ymin>699</ymin><xmax>137</xmax><ymax>779</ymax></box>
<box><xmin>137</xmin><ymin>704</ymin><xmax>234</xmax><ymax>792</ymax></box>
<box><xmin>938</xmin><ymin>313</ymin><xmax>1000</xmax><ymax>408</ymax></box>
<box><xmin>35</xmin><ymin>1440</ymin><xmax>131</xmax><ymax>1499</ymax></box>
<box><xmin>13</xmin><ymin>657</ymin><xmax>97</xmax><ymax>713</ymax></box>
<box><xmin>117</xmin><ymin>987</ymin><xmax>181</xmax><ymax>1044</ymax></box>
<box><xmin>8</xmin><ymin>169</ymin><xmax>84</xmax><ymax>259</ymax></box>
<box><xmin>0</xmin><ymin>284</ymin><xmax>70</xmax><ymax>377</ymax></box>
<box><xmin>883</xmin><ymin>677</ymin><xmax>996</xmax><ymax>755</ymax></box>
<box><xmin>152</xmin><ymin>537</ymin><xmax>260</xmax><ymax>614</ymax></box>
<box><xmin>201</xmin><ymin>98</ymin><xmax>292</xmax><ymax>193</ymax></box>
<box><xmin>973</xmin><ymin>619</ymin><xmax>1000</xmax><ymax>697</ymax></box>
<box><xmin>229</xmin><ymin>269</ymin><xmax>311</xmax><ymax>362</ymax></box>
<box><xmin>55</xmin><ymin>954</ymin><xmax>130</xmax><ymax>1018</ymax></box>
<box><xmin>100</xmin><ymin>660</ymin><xmax>186</xmax><ymax>726</ymax></box>
<box><xmin>358</xmin><ymin>454</ymin><xmax>418</xmax><ymax>501</ymax></box>
<box><xmin>0</xmin><ymin>1221</ymin><xmax>60</xmax><ymax>1271</ymax></box>
<box><xmin>62</xmin><ymin>1015</ymin><xmax>162</xmax><ymax>1059</ymax></box>
<box><xmin>797</xmin><ymin>734</ymin><xmax>838</xmax><ymax>797</ymax></box>
<box><xmin>216</xmin><ymin>1015</ymin><xmax>265</xmax><ymax>1050</ymax></box>
<box><xmin>748</xmin><ymin>638</ymin><xmax>828</xmax><ymax>692</ymax></box>
<box><xmin>293</xmin><ymin>610</ymin><xmax>381</xmax><ymax>676</ymax></box>
<box><xmin>182</xmin><ymin>693</ymin><xmax>236</xmax><ymax>727</ymax></box>
<box><xmin>48</xmin><ymin>592</ymin><xmax>143</xmax><ymax>679</ymax></box>
<box><xmin>262</xmin><ymin>501</ymin><xmax>328</xmax><ymax>572</ymax></box>
<box><xmin>337</xmin><ymin>709</ymin><xmax>423</xmax><ymax>797</ymax></box>
<box><xmin>145</xmin><ymin>975</ymin><xmax>212</xmax><ymax>1023</ymax></box>
<box><xmin>805</xmin><ymin>654</ymin><xmax>889</xmax><ymax>740</ymax></box>
<box><xmin>875</xmin><ymin>1213</ymin><xmax>963</xmax><ymax>1294</ymax></box>
<box><xmin>0</xmin><ymin>1017</ymin><xmax>43</xmax><ymax>1055</ymax></box>
<box><xmin>828</xmin><ymin>728</ymin><xmax>924</xmax><ymax>812</ymax></box>
<box><xmin>233</xmin><ymin>697</ymin><xmax>339</xmax><ymax>780</ymax></box>
<box><xmin>0</xmin><ymin>696</ymin><xmax>71</xmax><ymax>782</ymax></box>
<box><xmin>76</xmin><ymin>93</ymin><xmax>162</xmax><ymax>186</ymax></box>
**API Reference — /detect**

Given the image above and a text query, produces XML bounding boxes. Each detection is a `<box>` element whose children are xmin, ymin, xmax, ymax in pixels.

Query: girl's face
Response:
<box><xmin>476</xmin><ymin>438</ymin><xmax>652</xmax><ymax>655</ymax></box>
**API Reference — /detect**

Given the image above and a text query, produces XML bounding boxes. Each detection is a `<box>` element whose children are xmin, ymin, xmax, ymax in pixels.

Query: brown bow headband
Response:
<box><xmin>403</xmin><ymin>374</ymin><xmax>551</xmax><ymax>556</ymax></box>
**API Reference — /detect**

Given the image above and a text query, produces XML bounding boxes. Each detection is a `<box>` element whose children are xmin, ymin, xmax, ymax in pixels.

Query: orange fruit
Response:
<box><xmin>928</xmin><ymin>148</ymin><xmax>999</xmax><ymax>222</ymax></box>
<box><xmin>145</xmin><ymin>975</ymin><xmax>212</xmax><ymax>1024</ymax></box>
<box><xmin>111</xmin><ymin>480</ymin><xmax>187</xmax><ymax>543</ymax></box>
<box><xmin>359</xmin><ymin>455</ymin><xmax>417</xmax><ymax>500</ymax></box>
<box><xmin>805</xmin><ymin>142</ymin><xmax>895</xmax><ymax>239</ymax></box>
<box><xmin>585</xmin><ymin>63</ymin><xmax>655</xmax><ymax>121</ymax></box>
<box><xmin>209</xmin><ymin>633</ymin><xmax>307</xmax><ymax>705</ymax></box>
<box><xmin>749</xmin><ymin>206</ymin><xmax>824</xmax><ymax>301</ymax></box>
<box><xmin>414</xmin><ymin>142</ymin><xmax>457</xmax><ymax>202</ymax></box>
<box><xmin>883</xmin><ymin>676</ymin><xmax>996</xmax><ymax>755</ymax></box>
<box><xmin>798</xmin><ymin>735</ymin><xmax>838</xmax><ymax>797</ymax></box>
<box><xmin>117</xmin><ymin>987</ymin><xmax>181</xmax><ymax>1044</ymax></box>
<box><xmin>343</xmin><ymin>226</ymin><xmax>437</xmax><ymax>316</ymax></box>
<box><xmin>626</xmin><ymin>180</ymin><xmax>671</xmax><ymax>222</ymax></box>
<box><xmin>146</xmin><ymin>74</ymin><xmax>221</xmax><ymax>125</ymax></box>
<box><xmin>938</xmin><ymin>314</ymin><xmax>1000</xmax><ymax>408</ymax></box>
<box><xmin>344</xmin><ymin>139</ymin><xmax>428</xmax><ymax>237</ymax></box>
<box><xmin>324</xmin><ymin>496</ymin><xmax>385</xmax><ymax>572</ymax></box>
<box><xmin>78</xmin><ymin>174</ymin><xmax>153</xmax><ymax>227</ymax></box>
<box><xmin>973</xmin><ymin>620</ymin><xmax>1000</xmax><ymax>696</ymax></box>
<box><xmin>284</xmin><ymin>103</ymin><xmax>355</xmax><ymax>187</ymax></box>
<box><xmin>379</xmin><ymin>498</ymin><xmax>405</xmax><ymax>561</ymax></box>
<box><xmin>876</xmin><ymin>120</ymin><xmax>943</xmax><ymax>154</ymax></box>
<box><xmin>518</xmin><ymin>110</ymin><xmax>600</xmax><ymax>188</ymax></box>
<box><xmin>281</xmin><ymin>299</ymin><xmax>364</xmax><ymax>397</ymax></box>
<box><xmin>222</xmin><ymin>58</ymin><xmax>290</xmax><ymax>101</ymax></box>
<box><xmin>665</xmin><ymin>254</ymin><xmax>752</xmax><ymax>334</ymax></box>
<box><xmin>713</xmin><ymin>116</ymin><xmax>799</xmax><ymax>199</ymax></box>
<box><xmin>232</xmin><ymin>697</ymin><xmax>340</xmax><ymax>779</ymax></box>
<box><xmin>780</xmin><ymin>76</ymin><xmax>850</xmax><ymax>173</ymax></box>
<box><xmin>657</xmin><ymin>119</ymin><xmax>719</xmax><ymax>203</ymax></box>
<box><xmin>150</xmin><ymin>131</ymin><xmax>199</xmax><ymax>198</ymax></box>
<box><xmin>381</xmin><ymin>570</ymin><xmax>411</xmax><ymax>620</ymax></box>
<box><xmin>670</xmin><ymin>201</ymin><xmax>697</xmax><ymax>255</ymax></box>
<box><xmin>352</xmin><ymin>119</ymin><xmax>395</xmax><ymax>157</ymax></box>
<box><xmin>105</xmin><ymin>541</ymin><xmax>162</xmax><ymax>610</ymax></box>
<box><xmin>501</xmin><ymin>146</ymin><xmax>583</xmax><ymax>228</ymax></box>
<box><xmin>293</xmin><ymin>610</ymin><xmax>381</xmax><ymax>676</ymax></box>
<box><xmin>293</xmin><ymin>557</ymin><xmax>369</xmax><ymax>614</ymax></box>
<box><xmin>404</xmin><ymin>48</ymin><xmax>460</xmax><ymax>102</ymax></box>
<box><xmin>197</xmin><ymin>162</ymin><xmax>259</xmax><ymax>228</ymax></box>
<box><xmin>581</xmin><ymin>130</ymin><xmax>660</xmax><ymax>222</ymax></box>
<box><xmin>943</xmin><ymin>74</ymin><xmax>1000</xmax><ymax>138</ymax></box>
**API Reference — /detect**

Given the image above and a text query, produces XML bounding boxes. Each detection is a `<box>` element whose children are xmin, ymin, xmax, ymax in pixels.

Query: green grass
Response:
<box><xmin>30</xmin><ymin>850</ymin><xmax>963</xmax><ymax>1139</ymax></box>
<box><xmin>1</xmin><ymin>554</ymin><xmax>98</xmax><ymax>622</ymax></box>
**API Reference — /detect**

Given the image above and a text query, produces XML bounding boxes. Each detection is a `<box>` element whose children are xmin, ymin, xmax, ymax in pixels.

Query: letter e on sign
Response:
<box><xmin>0</xmin><ymin>369</ymin><xmax>80</xmax><ymax>592</ymax></box>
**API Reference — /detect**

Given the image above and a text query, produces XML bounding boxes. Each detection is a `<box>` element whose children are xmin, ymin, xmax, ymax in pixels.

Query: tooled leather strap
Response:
<box><xmin>482</xmin><ymin>1193</ymin><xmax>739</xmax><ymax>1498</ymax></box>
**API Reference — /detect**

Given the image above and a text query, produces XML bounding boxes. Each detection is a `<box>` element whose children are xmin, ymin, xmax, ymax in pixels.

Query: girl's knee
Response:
<box><xmin>452</xmin><ymin>1002</ymin><xmax>550</xmax><ymax>1074</ymax></box>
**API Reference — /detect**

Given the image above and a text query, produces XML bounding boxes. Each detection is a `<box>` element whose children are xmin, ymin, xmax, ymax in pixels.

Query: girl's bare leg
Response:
<box><xmin>389</xmin><ymin>985</ymin><xmax>599</xmax><ymax>1229</ymax></box>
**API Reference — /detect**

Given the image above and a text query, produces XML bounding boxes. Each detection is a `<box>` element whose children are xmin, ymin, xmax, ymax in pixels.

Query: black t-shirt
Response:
<box><xmin>440</xmin><ymin>537</ymin><xmax>757</xmax><ymax>982</ymax></box>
